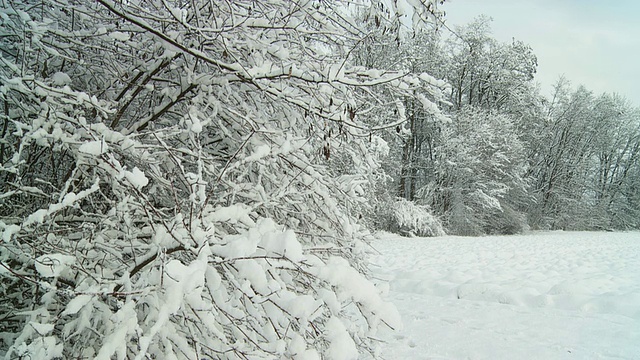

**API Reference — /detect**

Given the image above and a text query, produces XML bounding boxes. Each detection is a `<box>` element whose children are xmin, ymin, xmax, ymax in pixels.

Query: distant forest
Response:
<box><xmin>359</xmin><ymin>15</ymin><xmax>640</xmax><ymax>236</ymax></box>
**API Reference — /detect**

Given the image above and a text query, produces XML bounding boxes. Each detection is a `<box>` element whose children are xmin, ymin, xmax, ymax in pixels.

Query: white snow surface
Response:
<box><xmin>124</xmin><ymin>167</ymin><xmax>148</xmax><ymax>189</ymax></box>
<box><xmin>35</xmin><ymin>253</ymin><xmax>75</xmax><ymax>278</ymax></box>
<box><xmin>51</xmin><ymin>72</ymin><xmax>72</xmax><ymax>86</ymax></box>
<box><xmin>371</xmin><ymin>231</ymin><xmax>640</xmax><ymax>359</ymax></box>
<box><xmin>79</xmin><ymin>140</ymin><xmax>108</xmax><ymax>155</ymax></box>
<box><xmin>108</xmin><ymin>31</ymin><xmax>130</xmax><ymax>41</ymax></box>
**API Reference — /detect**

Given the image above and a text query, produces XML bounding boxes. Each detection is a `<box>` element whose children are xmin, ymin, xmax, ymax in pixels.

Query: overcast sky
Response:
<box><xmin>439</xmin><ymin>0</ymin><xmax>640</xmax><ymax>105</ymax></box>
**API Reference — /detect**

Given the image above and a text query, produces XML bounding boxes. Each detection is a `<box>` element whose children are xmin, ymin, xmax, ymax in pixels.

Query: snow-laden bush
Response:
<box><xmin>485</xmin><ymin>203</ymin><xmax>530</xmax><ymax>235</ymax></box>
<box><xmin>389</xmin><ymin>198</ymin><xmax>445</xmax><ymax>237</ymax></box>
<box><xmin>1</xmin><ymin>120</ymin><xmax>405</xmax><ymax>358</ymax></box>
<box><xmin>0</xmin><ymin>0</ymin><xmax>446</xmax><ymax>358</ymax></box>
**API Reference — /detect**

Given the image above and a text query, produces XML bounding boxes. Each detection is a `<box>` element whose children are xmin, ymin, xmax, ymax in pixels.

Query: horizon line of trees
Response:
<box><xmin>356</xmin><ymin>15</ymin><xmax>640</xmax><ymax>236</ymax></box>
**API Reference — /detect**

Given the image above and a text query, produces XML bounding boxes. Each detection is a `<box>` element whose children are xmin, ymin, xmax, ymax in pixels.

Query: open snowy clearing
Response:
<box><xmin>370</xmin><ymin>231</ymin><xmax>640</xmax><ymax>359</ymax></box>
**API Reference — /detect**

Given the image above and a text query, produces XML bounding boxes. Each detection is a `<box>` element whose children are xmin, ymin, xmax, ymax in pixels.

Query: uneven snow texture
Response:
<box><xmin>371</xmin><ymin>231</ymin><xmax>640</xmax><ymax>359</ymax></box>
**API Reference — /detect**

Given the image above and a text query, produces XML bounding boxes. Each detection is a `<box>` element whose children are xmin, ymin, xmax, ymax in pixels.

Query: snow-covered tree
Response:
<box><xmin>423</xmin><ymin>108</ymin><xmax>530</xmax><ymax>235</ymax></box>
<box><xmin>590</xmin><ymin>97</ymin><xmax>640</xmax><ymax>229</ymax></box>
<box><xmin>444</xmin><ymin>16</ymin><xmax>537</xmax><ymax>112</ymax></box>
<box><xmin>348</xmin><ymin>11</ymin><xmax>450</xmax><ymax>232</ymax></box>
<box><xmin>527</xmin><ymin>81</ymin><xmax>640</xmax><ymax>230</ymax></box>
<box><xmin>0</xmin><ymin>0</ymin><xmax>447</xmax><ymax>358</ymax></box>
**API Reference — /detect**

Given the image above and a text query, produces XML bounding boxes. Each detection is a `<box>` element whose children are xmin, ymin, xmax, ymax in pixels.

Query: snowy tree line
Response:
<box><xmin>360</xmin><ymin>16</ymin><xmax>640</xmax><ymax>236</ymax></box>
<box><xmin>0</xmin><ymin>0</ymin><xmax>638</xmax><ymax>358</ymax></box>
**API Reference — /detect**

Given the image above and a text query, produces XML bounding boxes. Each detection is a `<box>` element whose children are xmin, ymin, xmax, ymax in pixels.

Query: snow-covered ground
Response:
<box><xmin>370</xmin><ymin>231</ymin><xmax>640</xmax><ymax>359</ymax></box>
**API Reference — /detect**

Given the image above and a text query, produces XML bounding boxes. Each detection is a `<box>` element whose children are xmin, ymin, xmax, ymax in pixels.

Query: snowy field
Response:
<box><xmin>370</xmin><ymin>231</ymin><xmax>640</xmax><ymax>359</ymax></box>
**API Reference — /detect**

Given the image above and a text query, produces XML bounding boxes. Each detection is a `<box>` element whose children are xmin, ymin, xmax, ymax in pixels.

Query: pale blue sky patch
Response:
<box><xmin>440</xmin><ymin>0</ymin><xmax>640</xmax><ymax>104</ymax></box>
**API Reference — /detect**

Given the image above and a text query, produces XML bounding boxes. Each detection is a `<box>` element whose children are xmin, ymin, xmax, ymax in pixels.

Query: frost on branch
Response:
<box><xmin>1</xmin><ymin>0</ymin><xmax>444</xmax><ymax>358</ymax></box>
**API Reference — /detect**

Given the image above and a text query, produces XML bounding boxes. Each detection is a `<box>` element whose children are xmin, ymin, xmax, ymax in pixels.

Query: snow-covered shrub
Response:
<box><xmin>389</xmin><ymin>198</ymin><xmax>445</xmax><ymax>237</ymax></box>
<box><xmin>486</xmin><ymin>203</ymin><xmax>530</xmax><ymax>235</ymax></box>
<box><xmin>0</xmin><ymin>0</ymin><xmax>446</xmax><ymax>358</ymax></box>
